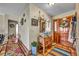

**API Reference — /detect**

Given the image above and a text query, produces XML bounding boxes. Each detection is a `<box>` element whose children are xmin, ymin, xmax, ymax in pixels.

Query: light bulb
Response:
<box><xmin>48</xmin><ymin>3</ymin><xmax>54</xmax><ymax>7</ymax></box>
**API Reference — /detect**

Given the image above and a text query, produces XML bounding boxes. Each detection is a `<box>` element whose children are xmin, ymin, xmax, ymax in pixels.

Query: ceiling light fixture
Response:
<box><xmin>48</xmin><ymin>3</ymin><xmax>54</xmax><ymax>7</ymax></box>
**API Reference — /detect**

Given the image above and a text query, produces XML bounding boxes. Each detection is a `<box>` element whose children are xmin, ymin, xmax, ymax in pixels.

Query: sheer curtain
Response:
<box><xmin>45</xmin><ymin>20</ymin><xmax>51</xmax><ymax>32</ymax></box>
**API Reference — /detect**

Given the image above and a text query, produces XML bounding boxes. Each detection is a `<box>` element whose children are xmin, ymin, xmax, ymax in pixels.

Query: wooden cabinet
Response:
<box><xmin>38</xmin><ymin>35</ymin><xmax>52</xmax><ymax>55</ymax></box>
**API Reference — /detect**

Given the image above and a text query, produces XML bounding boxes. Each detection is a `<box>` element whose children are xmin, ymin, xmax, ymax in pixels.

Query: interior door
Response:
<box><xmin>8</xmin><ymin>20</ymin><xmax>18</xmax><ymax>40</ymax></box>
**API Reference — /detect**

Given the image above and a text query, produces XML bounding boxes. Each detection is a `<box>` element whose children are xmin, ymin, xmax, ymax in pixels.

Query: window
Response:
<box><xmin>54</xmin><ymin>22</ymin><xmax>57</xmax><ymax>31</ymax></box>
<box><xmin>16</xmin><ymin>24</ymin><xmax>18</xmax><ymax>39</ymax></box>
<box><xmin>46</xmin><ymin>20</ymin><xmax>51</xmax><ymax>32</ymax></box>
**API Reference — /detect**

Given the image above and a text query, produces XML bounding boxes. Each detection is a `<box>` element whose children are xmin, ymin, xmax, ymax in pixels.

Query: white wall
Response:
<box><xmin>18</xmin><ymin>4</ymin><xmax>30</xmax><ymax>50</ymax></box>
<box><xmin>29</xmin><ymin>4</ymin><xmax>52</xmax><ymax>50</ymax></box>
<box><xmin>0</xmin><ymin>14</ymin><xmax>8</xmax><ymax>44</ymax></box>
<box><xmin>0</xmin><ymin>15</ymin><xmax>4</xmax><ymax>34</ymax></box>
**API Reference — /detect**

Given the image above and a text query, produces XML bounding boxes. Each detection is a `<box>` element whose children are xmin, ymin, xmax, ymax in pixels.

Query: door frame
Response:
<box><xmin>8</xmin><ymin>19</ymin><xmax>18</xmax><ymax>39</ymax></box>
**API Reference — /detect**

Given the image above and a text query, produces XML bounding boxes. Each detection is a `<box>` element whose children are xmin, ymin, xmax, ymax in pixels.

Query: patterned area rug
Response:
<box><xmin>0</xmin><ymin>39</ymin><xmax>25</xmax><ymax>56</ymax></box>
<box><xmin>5</xmin><ymin>39</ymin><xmax>25</xmax><ymax>56</ymax></box>
<box><xmin>47</xmin><ymin>43</ymin><xmax>76</xmax><ymax>56</ymax></box>
<box><xmin>48</xmin><ymin>47</ymin><xmax>70</xmax><ymax>56</ymax></box>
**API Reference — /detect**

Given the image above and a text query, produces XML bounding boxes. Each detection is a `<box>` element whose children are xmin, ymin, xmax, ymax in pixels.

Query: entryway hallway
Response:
<box><xmin>0</xmin><ymin>3</ymin><xmax>78</xmax><ymax>56</ymax></box>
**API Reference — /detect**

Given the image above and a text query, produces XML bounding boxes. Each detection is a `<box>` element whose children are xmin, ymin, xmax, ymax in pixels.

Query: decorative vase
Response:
<box><xmin>31</xmin><ymin>46</ymin><xmax>37</xmax><ymax>56</ymax></box>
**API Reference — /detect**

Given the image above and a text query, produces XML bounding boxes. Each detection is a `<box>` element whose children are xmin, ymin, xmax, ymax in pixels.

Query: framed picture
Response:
<box><xmin>20</xmin><ymin>18</ymin><xmax>24</xmax><ymax>25</ymax></box>
<box><xmin>31</xmin><ymin>18</ymin><xmax>38</xmax><ymax>26</ymax></box>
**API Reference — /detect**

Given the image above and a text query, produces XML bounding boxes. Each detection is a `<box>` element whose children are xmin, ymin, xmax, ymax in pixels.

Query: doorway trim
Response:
<box><xmin>8</xmin><ymin>19</ymin><xmax>18</xmax><ymax>39</ymax></box>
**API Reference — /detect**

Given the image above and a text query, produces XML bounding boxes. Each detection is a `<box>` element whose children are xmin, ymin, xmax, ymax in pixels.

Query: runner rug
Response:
<box><xmin>48</xmin><ymin>47</ymin><xmax>70</xmax><ymax>56</ymax></box>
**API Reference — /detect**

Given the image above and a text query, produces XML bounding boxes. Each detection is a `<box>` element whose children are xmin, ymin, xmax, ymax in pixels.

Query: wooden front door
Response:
<box><xmin>53</xmin><ymin>16</ymin><xmax>72</xmax><ymax>44</ymax></box>
<box><xmin>53</xmin><ymin>19</ymin><xmax>60</xmax><ymax>43</ymax></box>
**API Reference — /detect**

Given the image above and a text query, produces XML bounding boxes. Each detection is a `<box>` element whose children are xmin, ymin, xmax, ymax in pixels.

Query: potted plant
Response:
<box><xmin>31</xmin><ymin>41</ymin><xmax>37</xmax><ymax>56</ymax></box>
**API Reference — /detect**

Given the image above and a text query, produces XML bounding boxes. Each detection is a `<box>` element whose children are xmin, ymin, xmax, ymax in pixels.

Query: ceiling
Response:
<box><xmin>0</xmin><ymin>3</ymin><xmax>75</xmax><ymax>16</ymax></box>
<box><xmin>34</xmin><ymin>3</ymin><xmax>75</xmax><ymax>16</ymax></box>
<box><xmin>0</xmin><ymin>3</ymin><xmax>26</xmax><ymax>16</ymax></box>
